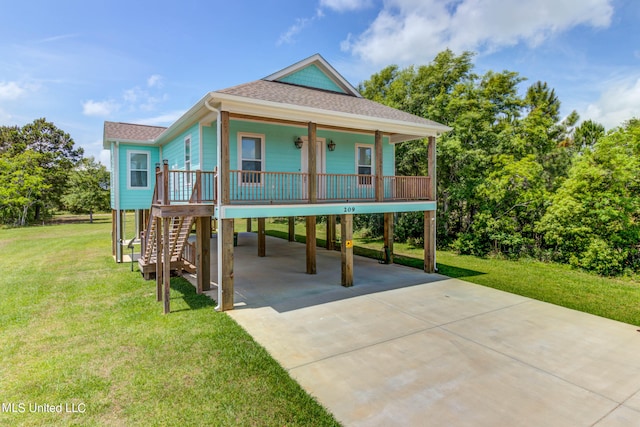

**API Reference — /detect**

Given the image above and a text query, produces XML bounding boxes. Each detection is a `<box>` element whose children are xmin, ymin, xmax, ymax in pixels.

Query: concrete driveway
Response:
<box><xmin>202</xmin><ymin>233</ymin><xmax>640</xmax><ymax>426</ymax></box>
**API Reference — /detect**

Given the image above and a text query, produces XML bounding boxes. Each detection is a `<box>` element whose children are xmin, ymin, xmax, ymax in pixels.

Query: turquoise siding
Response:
<box><xmin>115</xmin><ymin>144</ymin><xmax>159</xmax><ymax>210</ymax></box>
<box><xmin>279</xmin><ymin>64</ymin><xmax>345</xmax><ymax>93</ymax></box>
<box><xmin>110</xmin><ymin>144</ymin><xmax>116</xmax><ymax>208</ymax></box>
<box><xmin>229</xmin><ymin>119</ymin><xmax>303</xmax><ymax>173</ymax></box>
<box><xmin>202</xmin><ymin>124</ymin><xmax>217</xmax><ymax>171</ymax></box>
<box><xmin>162</xmin><ymin>123</ymin><xmax>200</xmax><ymax>170</ymax></box>
<box><xmin>228</xmin><ymin>120</ymin><xmax>395</xmax><ymax>175</ymax></box>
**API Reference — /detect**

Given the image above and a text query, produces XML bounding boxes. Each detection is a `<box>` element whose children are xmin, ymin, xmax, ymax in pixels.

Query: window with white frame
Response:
<box><xmin>239</xmin><ymin>134</ymin><xmax>264</xmax><ymax>184</ymax></box>
<box><xmin>184</xmin><ymin>136</ymin><xmax>192</xmax><ymax>185</ymax></box>
<box><xmin>128</xmin><ymin>151</ymin><xmax>149</xmax><ymax>188</ymax></box>
<box><xmin>356</xmin><ymin>144</ymin><xmax>373</xmax><ymax>185</ymax></box>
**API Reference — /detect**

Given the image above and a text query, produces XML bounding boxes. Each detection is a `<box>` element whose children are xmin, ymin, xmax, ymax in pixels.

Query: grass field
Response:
<box><xmin>0</xmin><ymin>215</ymin><xmax>339</xmax><ymax>426</ymax></box>
<box><xmin>257</xmin><ymin>217</ymin><xmax>640</xmax><ymax>327</ymax></box>
<box><xmin>3</xmin><ymin>214</ymin><xmax>639</xmax><ymax>426</ymax></box>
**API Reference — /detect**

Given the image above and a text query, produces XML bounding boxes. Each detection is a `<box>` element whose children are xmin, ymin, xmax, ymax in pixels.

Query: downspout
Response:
<box><xmin>204</xmin><ymin>96</ymin><xmax>223</xmax><ymax>310</ymax></box>
<box><xmin>199</xmin><ymin>123</ymin><xmax>204</xmax><ymax>171</ymax></box>
<box><xmin>113</xmin><ymin>141</ymin><xmax>122</xmax><ymax>262</ymax></box>
<box><xmin>433</xmin><ymin>134</ymin><xmax>438</xmax><ymax>272</ymax></box>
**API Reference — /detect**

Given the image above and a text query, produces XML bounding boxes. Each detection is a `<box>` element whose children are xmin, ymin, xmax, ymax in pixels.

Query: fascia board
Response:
<box><xmin>102</xmin><ymin>138</ymin><xmax>157</xmax><ymax>149</ymax></box>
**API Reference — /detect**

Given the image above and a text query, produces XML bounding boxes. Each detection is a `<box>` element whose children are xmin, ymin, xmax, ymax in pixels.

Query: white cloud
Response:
<box><xmin>0</xmin><ymin>81</ymin><xmax>27</xmax><ymax>100</ymax></box>
<box><xmin>277</xmin><ymin>17</ymin><xmax>313</xmax><ymax>45</ymax></box>
<box><xmin>99</xmin><ymin>149</ymin><xmax>111</xmax><ymax>170</ymax></box>
<box><xmin>123</xmin><ymin>87</ymin><xmax>141</xmax><ymax>104</ymax></box>
<box><xmin>277</xmin><ymin>7</ymin><xmax>327</xmax><ymax>45</ymax></box>
<box><xmin>320</xmin><ymin>0</ymin><xmax>372</xmax><ymax>12</ymax></box>
<box><xmin>123</xmin><ymin>77</ymin><xmax>168</xmax><ymax>111</ymax></box>
<box><xmin>82</xmin><ymin>99</ymin><xmax>119</xmax><ymax>117</ymax></box>
<box><xmin>147</xmin><ymin>74</ymin><xmax>163</xmax><ymax>88</ymax></box>
<box><xmin>342</xmin><ymin>0</ymin><xmax>614</xmax><ymax>65</ymax></box>
<box><xmin>0</xmin><ymin>107</ymin><xmax>14</xmax><ymax>123</ymax></box>
<box><xmin>135</xmin><ymin>110</ymin><xmax>185</xmax><ymax>126</ymax></box>
<box><xmin>582</xmin><ymin>74</ymin><xmax>640</xmax><ymax>130</ymax></box>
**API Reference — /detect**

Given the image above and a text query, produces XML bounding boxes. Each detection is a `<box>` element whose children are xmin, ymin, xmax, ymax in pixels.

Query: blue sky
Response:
<box><xmin>1</xmin><ymin>0</ymin><xmax>638</xmax><ymax>166</ymax></box>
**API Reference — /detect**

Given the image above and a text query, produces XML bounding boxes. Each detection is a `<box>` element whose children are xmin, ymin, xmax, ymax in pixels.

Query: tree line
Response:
<box><xmin>0</xmin><ymin>118</ymin><xmax>110</xmax><ymax>225</ymax></box>
<box><xmin>358</xmin><ymin>50</ymin><xmax>639</xmax><ymax>276</ymax></box>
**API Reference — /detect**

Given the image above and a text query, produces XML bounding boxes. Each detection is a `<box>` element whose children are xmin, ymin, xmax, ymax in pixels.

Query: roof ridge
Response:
<box><xmin>106</xmin><ymin>121</ymin><xmax>167</xmax><ymax>129</ymax></box>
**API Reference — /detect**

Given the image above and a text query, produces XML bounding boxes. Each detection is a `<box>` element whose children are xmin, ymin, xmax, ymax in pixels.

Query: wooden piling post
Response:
<box><xmin>111</xmin><ymin>210</ymin><xmax>117</xmax><ymax>256</ymax></box>
<box><xmin>258</xmin><ymin>217</ymin><xmax>266</xmax><ymax>257</ymax></box>
<box><xmin>375</xmin><ymin>130</ymin><xmax>383</xmax><ymax>202</ymax></box>
<box><xmin>196</xmin><ymin>216</ymin><xmax>211</xmax><ymax>293</ymax></box>
<box><xmin>424</xmin><ymin>135</ymin><xmax>437</xmax><ymax>272</ymax></box>
<box><xmin>384</xmin><ymin>212</ymin><xmax>394</xmax><ymax>264</ymax></box>
<box><xmin>306</xmin><ymin>216</ymin><xmax>316</xmax><ymax>274</ymax></box>
<box><xmin>155</xmin><ymin>216</ymin><xmax>162</xmax><ymax>302</ymax></box>
<box><xmin>424</xmin><ymin>211</ymin><xmax>436</xmax><ymax>273</ymax></box>
<box><xmin>163</xmin><ymin>217</ymin><xmax>171</xmax><ymax>314</ymax></box>
<box><xmin>220</xmin><ymin>218</ymin><xmax>235</xmax><ymax>311</ymax></box>
<box><xmin>341</xmin><ymin>214</ymin><xmax>353</xmax><ymax>287</ymax></box>
<box><xmin>288</xmin><ymin>217</ymin><xmax>295</xmax><ymax>242</ymax></box>
<box><xmin>308</xmin><ymin>122</ymin><xmax>317</xmax><ymax>204</ymax></box>
<box><xmin>326</xmin><ymin>215</ymin><xmax>336</xmax><ymax>250</ymax></box>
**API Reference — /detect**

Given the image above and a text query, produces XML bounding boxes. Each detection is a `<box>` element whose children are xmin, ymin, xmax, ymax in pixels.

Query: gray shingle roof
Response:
<box><xmin>216</xmin><ymin>80</ymin><xmax>444</xmax><ymax>128</ymax></box>
<box><xmin>104</xmin><ymin>121</ymin><xmax>167</xmax><ymax>142</ymax></box>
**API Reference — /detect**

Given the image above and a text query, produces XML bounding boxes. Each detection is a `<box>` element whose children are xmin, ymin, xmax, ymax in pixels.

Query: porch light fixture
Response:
<box><xmin>327</xmin><ymin>139</ymin><xmax>336</xmax><ymax>151</ymax></box>
<box><xmin>294</xmin><ymin>137</ymin><xmax>303</xmax><ymax>149</ymax></box>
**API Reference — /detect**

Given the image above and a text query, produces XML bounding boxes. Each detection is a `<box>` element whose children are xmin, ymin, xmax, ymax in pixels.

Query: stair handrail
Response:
<box><xmin>141</xmin><ymin>163</ymin><xmax>162</xmax><ymax>262</ymax></box>
<box><xmin>190</xmin><ymin>170</ymin><xmax>202</xmax><ymax>203</ymax></box>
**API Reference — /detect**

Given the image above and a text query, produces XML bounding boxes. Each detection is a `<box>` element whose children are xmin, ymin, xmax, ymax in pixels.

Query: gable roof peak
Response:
<box><xmin>263</xmin><ymin>53</ymin><xmax>362</xmax><ymax>98</ymax></box>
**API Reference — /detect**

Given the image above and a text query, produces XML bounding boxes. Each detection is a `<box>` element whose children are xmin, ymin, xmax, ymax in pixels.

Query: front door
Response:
<box><xmin>301</xmin><ymin>137</ymin><xmax>326</xmax><ymax>200</ymax></box>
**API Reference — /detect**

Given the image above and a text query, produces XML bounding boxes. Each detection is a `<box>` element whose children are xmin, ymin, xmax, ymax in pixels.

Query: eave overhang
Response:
<box><xmin>208</xmin><ymin>92</ymin><xmax>451</xmax><ymax>142</ymax></box>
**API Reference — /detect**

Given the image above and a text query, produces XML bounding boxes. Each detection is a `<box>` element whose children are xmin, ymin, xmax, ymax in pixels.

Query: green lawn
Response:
<box><xmin>4</xmin><ymin>215</ymin><xmax>639</xmax><ymax>426</ymax></box>
<box><xmin>0</xmin><ymin>215</ymin><xmax>340</xmax><ymax>427</ymax></box>
<box><xmin>256</xmin><ymin>217</ymin><xmax>640</xmax><ymax>327</ymax></box>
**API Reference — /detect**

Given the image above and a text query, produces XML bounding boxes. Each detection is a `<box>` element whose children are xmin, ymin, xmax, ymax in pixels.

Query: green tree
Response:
<box><xmin>472</xmin><ymin>155</ymin><xmax>546</xmax><ymax>256</ymax></box>
<box><xmin>359</xmin><ymin>51</ymin><xmax>580</xmax><ymax>258</ymax></box>
<box><xmin>573</xmin><ymin>119</ymin><xmax>605</xmax><ymax>154</ymax></box>
<box><xmin>2</xmin><ymin>118</ymin><xmax>83</xmax><ymax>220</ymax></box>
<box><xmin>537</xmin><ymin>119</ymin><xmax>640</xmax><ymax>275</ymax></box>
<box><xmin>62</xmin><ymin>157</ymin><xmax>110</xmax><ymax>223</ymax></box>
<box><xmin>0</xmin><ymin>150</ymin><xmax>50</xmax><ymax>226</ymax></box>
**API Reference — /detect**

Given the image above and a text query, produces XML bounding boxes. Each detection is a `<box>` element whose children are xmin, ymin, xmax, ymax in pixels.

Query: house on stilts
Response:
<box><xmin>104</xmin><ymin>54</ymin><xmax>451</xmax><ymax>313</ymax></box>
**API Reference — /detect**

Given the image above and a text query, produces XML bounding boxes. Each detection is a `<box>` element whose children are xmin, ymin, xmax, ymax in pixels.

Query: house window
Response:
<box><xmin>185</xmin><ymin>136</ymin><xmax>192</xmax><ymax>185</ymax></box>
<box><xmin>128</xmin><ymin>151</ymin><xmax>149</xmax><ymax>188</ymax></box>
<box><xmin>239</xmin><ymin>134</ymin><xmax>264</xmax><ymax>184</ymax></box>
<box><xmin>356</xmin><ymin>145</ymin><xmax>373</xmax><ymax>185</ymax></box>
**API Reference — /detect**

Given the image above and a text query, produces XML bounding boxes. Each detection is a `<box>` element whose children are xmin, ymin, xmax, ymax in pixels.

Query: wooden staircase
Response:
<box><xmin>138</xmin><ymin>214</ymin><xmax>195</xmax><ymax>279</ymax></box>
<box><xmin>138</xmin><ymin>168</ymin><xmax>199</xmax><ymax>280</ymax></box>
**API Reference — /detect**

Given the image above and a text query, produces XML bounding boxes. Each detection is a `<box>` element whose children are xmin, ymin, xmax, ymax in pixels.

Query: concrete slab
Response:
<box><xmin>594</xmin><ymin>405</ymin><xmax>640</xmax><ymax>427</ymax></box>
<box><xmin>625</xmin><ymin>389</ymin><xmax>640</xmax><ymax>412</ymax></box>
<box><xmin>189</xmin><ymin>233</ymin><xmax>640</xmax><ymax>426</ymax></box>
<box><xmin>443</xmin><ymin>300</ymin><xmax>640</xmax><ymax>403</ymax></box>
<box><xmin>229</xmin><ymin>297</ymin><xmax>433</xmax><ymax>370</ymax></box>
<box><xmin>289</xmin><ymin>329</ymin><xmax>616</xmax><ymax>427</ymax></box>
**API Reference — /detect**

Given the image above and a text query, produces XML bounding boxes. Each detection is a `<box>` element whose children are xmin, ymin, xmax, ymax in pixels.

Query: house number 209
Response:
<box><xmin>343</xmin><ymin>206</ymin><xmax>356</xmax><ymax>213</ymax></box>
